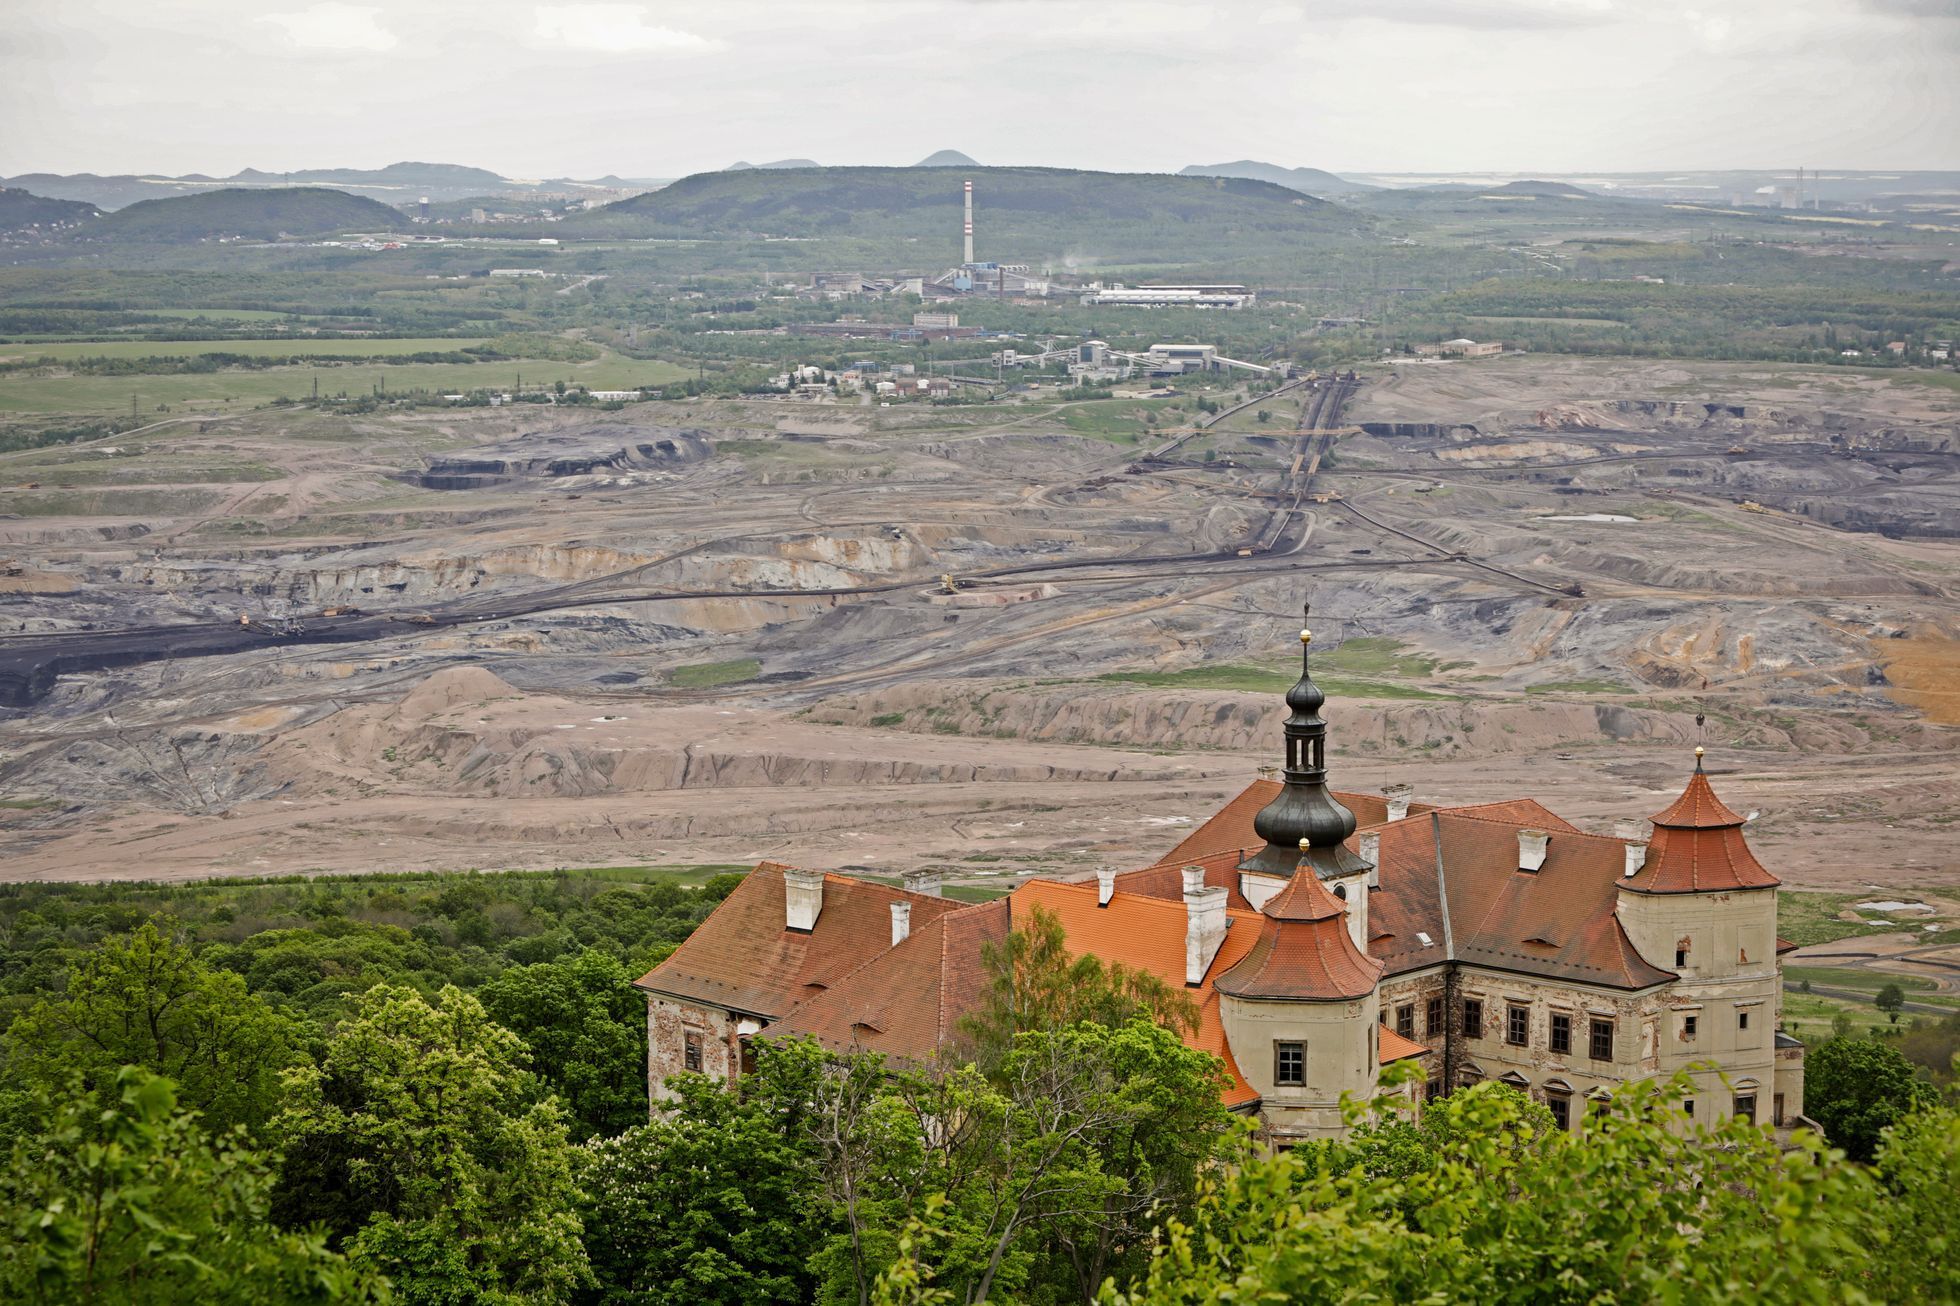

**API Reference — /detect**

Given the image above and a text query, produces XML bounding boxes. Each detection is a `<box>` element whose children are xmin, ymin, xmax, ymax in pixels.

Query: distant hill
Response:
<box><xmin>725</xmin><ymin>159</ymin><xmax>822</xmax><ymax>171</ymax></box>
<box><xmin>0</xmin><ymin>187</ymin><xmax>100</xmax><ymax>233</ymax></box>
<box><xmin>916</xmin><ymin>150</ymin><xmax>981</xmax><ymax>168</ymax></box>
<box><xmin>1179</xmin><ymin>160</ymin><xmax>1375</xmax><ymax>197</ymax></box>
<box><xmin>230</xmin><ymin>161</ymin><xmax>508</xmax><ymax>189</ymax></box>
<box><xmin>0</xmin><ymin>162</ymin><xmax>537</xmax><ymax>210</ymax></box>
<box><xmin>574</xmin><ymin>165</ymin><xmax>1362</xmax><ymax>266</ymax></box>
<box><xmin>84</xmin><ymin>187</ymin><xmax>404</xmax><ymax>243</ymax></box>
<box><xmin>1486</xmin><ymin>179</ymin><xmax>1595</xmax><ymax>198</ymax></box>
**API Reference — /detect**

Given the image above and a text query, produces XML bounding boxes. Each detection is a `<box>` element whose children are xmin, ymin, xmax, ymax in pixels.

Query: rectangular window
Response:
<box><xmin>1683</xmin><ymin>1014</ymin><xmax>1698</xmax><ymax>1039</ymax></box>
<box><xmin>1424</xmin><ymin>1079</ymin><xmax>1442</xmax><ymax>1103</ymax></box>
<box><xmin>1738</xmin><ymin>1010</ymin><xmax>1750</xmax><ymax>1031</ymax></box>
<box><xmin>1507</xmin><ymin>1003</ymin><xmax>1530</xmax><ymax>1047</ymax></box>
<box><xmin>1379</xmin><ymin>1005</ymin><xmax>1389</xmax><ymax>1026</ymax></box>
<box><xmin>683</xmin><ymin>1032</ymin><xmax>703</xmax><ymax>1072</ymax></box>
<box><xmin>1426</xmin><ymin>997</ymin><xmax>1444</xmax><ymax>1037</ymax></box>
<box><xmin>1675</xmin><ymin>947</ymin><xmax>1687</xmax><ymax>968</ymax></box>
<box><xmin>1396</xmin><ymin>1004</ymin><xmax>1415</xmax><ymax>1039</ymax></box>
<box><xmin>1550</xmin><ymin>1012</ymin><xmax>1571</xmax><ymax>1055</ymax></box>
<box><xmin>1589</xmin><ymin>1018</ymin><xmax>1614</xmax><ymax>1062</ymax></box>
<box><xmin>1773</xmin><ymin>1094</ymin><xmax>1785</xmax><ymax>1126</ymax></box>
<box><xmin>1274</xmin><ymin>1041</ymin><xmax>1305</xmax><ymax>1086</ymax></box>
<box><xmin>1685</xmin><ymin>1098</ymin><xmax>1695</xmax><ymax>1119</ymax></box>
<box><xmin>1548</xmin><ymin>1095</ymin><xmax>1570</xmax><ymax>1131</ymax></box>
<box><xmin>1463</xmin><ymin>999</ymin><xmax>1484</xmax><ymax>1040</ymax></box>
<box><xmin>1734</xmin><ymin>1094</ymin><xmax>1757</xmax><ymax>1125</ymax></box>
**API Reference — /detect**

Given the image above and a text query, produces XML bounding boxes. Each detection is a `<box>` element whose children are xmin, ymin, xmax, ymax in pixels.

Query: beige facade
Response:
<box><xmin>1221</xmin><ymin>991</ymin><xmax>1381</xmax><ymax>1142</ymax></box>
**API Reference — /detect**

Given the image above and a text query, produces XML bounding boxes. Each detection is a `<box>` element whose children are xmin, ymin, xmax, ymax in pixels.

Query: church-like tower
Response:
<box><xmin>1217</xmin><ymin>606</ymin><xmax>1386</xmax><ymax>1142</ymax></box>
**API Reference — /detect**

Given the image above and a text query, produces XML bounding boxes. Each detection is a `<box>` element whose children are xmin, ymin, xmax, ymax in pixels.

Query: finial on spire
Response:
<box><xmin>1694</xmin><ymin>744</ymin><xmax>1706</xmax><ymax>773</ymax></box>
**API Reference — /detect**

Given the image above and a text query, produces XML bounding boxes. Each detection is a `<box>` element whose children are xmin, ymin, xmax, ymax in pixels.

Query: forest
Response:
<box><xmin>0</xmin><ymin>870</ymin><xmax>1955</xmax><ymax>1306</ymax></box>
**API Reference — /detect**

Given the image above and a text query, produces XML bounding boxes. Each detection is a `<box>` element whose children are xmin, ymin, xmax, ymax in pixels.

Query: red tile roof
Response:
<box><xmin>1626</xmin><ymin>769</ymin><xmax>1779</xmax><ymax>895</ymax></box>
<box><xmin>634</xmin><ymin>863</ymin><xmax>966</xmax><ymax>1018</ymax></box>
<box><xmin>1378</xmin><ymin>1025</ymin><xmax>1428</xmax><ymax>1064</ymax></box>
<box><xmin>1159</xmin><ymin>781</ymin><xmax>1431</xmax><ymax>865</ymax></box>
<box><xmin>1215</xmin><ymin>872</ymin><xmax>1384</xmax><ymax>1002</ymax></box>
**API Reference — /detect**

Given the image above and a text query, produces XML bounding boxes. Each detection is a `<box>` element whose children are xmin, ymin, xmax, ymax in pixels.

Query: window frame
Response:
<box><xmin>1683</xmin><ymin>1013</ymin><xmax>1698</xmax><ymax>1039</ymax></box>
<box><xmin>1734</xmin><ymin>1093</ymin><xmax>1757</xmax><ymax>1124</ymax></box>
<box><xmin>1549</xmin><ymin>1011</ymin><xmax>1571</xmax><ymax>1055</ymax></box>
<box><xmin>1506</xmin><ymin>1002</ymin><xmax>1530</xmax><ymax>1048</ymax></box>
<box><xmin>1425</xmin><ymin>996</ymin><xmax>1444</xmax><ymax>1038</ymax></box>
<box><xmin>1396</xmin><ymin>1003</ymin><xmax>1416</xmax><ymax>1039</ymax></box>
<box><xmin>1463</xmin><ymin>997</ymin><xmax>1484</xmax><ymax>1040</ymax></box>
<box><xmin>1274</xmin><ymin>1040</ymin><xmax>1306</xmax><ymax>1087</ymax></box>
<box><xmin>1547</xmin><ymin>1094</ymin><xmax>1570</xmax><ymax>1131</ymax></box>
<box><xmin>683</xmin><ymin>1030</ymin><xmax>704</xmax><ymax>1073</ymax></box>
<box><xmin>1589</xmin><ymin>1018</ymin><xmax>1614</xmax><ymax>1062</ymax></box>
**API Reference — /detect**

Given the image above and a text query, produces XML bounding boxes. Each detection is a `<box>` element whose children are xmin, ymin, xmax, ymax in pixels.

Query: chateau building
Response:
<box><xmin>637</xmin><ymin>610</ymin><xmax>1808</xmax><ymax>1142</ymax></box>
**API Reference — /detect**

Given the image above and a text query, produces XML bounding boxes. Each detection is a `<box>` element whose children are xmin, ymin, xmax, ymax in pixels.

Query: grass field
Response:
<box><xmin>0</xmin><ymin>337</ymin><xmax>493</xmax><ymax>363</ymax></box>
<box><xmin>0</xmin><ymin>347</ymin><xmax>691</xmax><ymax>415</ymax></box>
<box><xmin>1097</xmin><ymin>663</ymin><xmax>1456</xmax><ymax>701</ymax></box>
<box><xmin>668</xmin><ymin>658</ymin><xmax>762</xmax><ymax>689</ymax></box>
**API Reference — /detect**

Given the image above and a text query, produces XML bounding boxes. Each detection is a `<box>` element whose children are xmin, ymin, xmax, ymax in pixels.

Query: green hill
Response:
<box><xmin>0</xmin><ymin>187</ymin><xmax>100</xmax><ymax>233</ymax></box>
<box><xmin>83</xmin><ymin>187</ymin><xmax>404</xmax><ymax>243</ymax></box>
<box><xmin>1179</xmin><ymin>160</ymin><xmax>1376</xmax><ymax>197</ymax></box>
<box><xmin>573</xmin><ymin>165</ymin><xmax>1366</xmax><ymax>266</ymax></box>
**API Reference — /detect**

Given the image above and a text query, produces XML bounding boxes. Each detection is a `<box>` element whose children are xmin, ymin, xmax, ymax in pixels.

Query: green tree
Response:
<box><xmin>576</xmin><ymin>1040</ymin><xmax>824</xmax><ymax>1305</ymax></box>
<box><xmin>1875</xmin><ymin>982</ymin><xmax>1905</xmax><ymax>1023</ymax></box>
<box><xmin>1865</xmin><ymin>1105</ymin><xmax>1960</xmax><ymax>1304</ymax></box>
<box><xmin>274</xmin><ymin>984</ymin><xmax>588</xmax><ymax>1305</ymax></box>
<box><xmin>0</xmin><ymin>1067</ymin><xmax>382</xmax><ymax>1305</ymax></box>
<box><xmin>1097</xmin><ymin>1075</ymin><xmax>1877</xmax><ymax>1305</ymax></box>
<box><xmin>1806</xmin><ymin>1035</ymin><xmax>1937</xmax><ymax>1162</ymax></box>
<box><xmin>0</xmin><ymin>920</ymin><xmax>298</xmax><ymax>1137</ymax></box>
<box><xmin>479</xmin><ymin>949</ymin><xmax>646</xmax><ymax>1139</ymax></box>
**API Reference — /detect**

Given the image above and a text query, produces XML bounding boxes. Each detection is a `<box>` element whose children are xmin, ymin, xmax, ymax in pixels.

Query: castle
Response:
<box><xmin>637</xmin><ymin>610</ymin><xmax>1807</xmax><ymax>1142</ymax></box>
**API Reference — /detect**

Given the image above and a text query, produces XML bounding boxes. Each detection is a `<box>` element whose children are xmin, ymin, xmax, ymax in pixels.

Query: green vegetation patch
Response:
<box><xmin>1097</xmin><ymin>663</ymin><xmax>1455</xmax><ymax>701</ymax></box>
<box><xmin>667</xmin><ymin>657</ymin><xmax>762</xmax><ymax>689</ymax></box>
<box><xmin>1776</xmin><ymin>890</ymin><xmax>1890</xmax><ymax>946</ymax></box>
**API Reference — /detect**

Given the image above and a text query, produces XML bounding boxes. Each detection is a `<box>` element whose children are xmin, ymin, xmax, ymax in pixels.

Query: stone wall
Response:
<box><xmin>644</xmin><ymin>992</ymin><xmax>741</xmax><ymax>1107</ymax></box>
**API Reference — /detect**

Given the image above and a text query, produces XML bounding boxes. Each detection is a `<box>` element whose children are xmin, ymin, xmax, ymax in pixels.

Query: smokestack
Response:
<box><xmin>890</xmin><ymin>901</ymin><xmax>912</xmax><ymax>947</ymax></box>
<box><xmin>1614</xmin><ymin>820</ymin><xmax>1650</xmax><ymax>879</ymax></box>
<box><xmin>1383</xmin><ymin>783</ymin><xmax>1414</xmax><ymax>822</ymax></box>
<box><xmin>1184</xmin><ymin>881</ymin><xmax>1228</xmax><ymax>986</ymax></box>
<box><xmin>783</xmin><ymin>868</ymin><xmax>824</xmax><ymax>932</ymax></box>
<box><xmin>963</xmin><ymin>179</ymin><xmax>974</xmax><ymax>266</ymax></box>
<box><xmin>1096</xmin><ymin>867</ymin><xmax>1116</xmax><ymax>907</ymax></box>
<box><xmin>902</xmin><ymin>868</ymin><xmax>942</xmax><ymax>898</ymax></box>
<box><xmin>1517</xmin><ymin>829</ymin><xmax>1551</xmax><ymax>873</ymax></box>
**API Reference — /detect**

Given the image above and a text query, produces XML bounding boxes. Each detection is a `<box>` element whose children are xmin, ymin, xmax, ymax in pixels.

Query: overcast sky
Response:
<box><xmin>5</xmin><ymin>0</ymin><xmax>1956</xmax><ymax>179</ymax></box>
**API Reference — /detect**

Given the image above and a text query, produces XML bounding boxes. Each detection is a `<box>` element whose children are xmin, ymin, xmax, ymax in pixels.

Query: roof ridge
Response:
<box><xmin>1027</xmin><ymin>877</ymin><xmax>1264</xmax><ymax>923</ymax></box>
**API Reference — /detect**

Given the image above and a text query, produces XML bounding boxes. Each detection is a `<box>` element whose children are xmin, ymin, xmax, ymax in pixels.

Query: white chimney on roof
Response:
<box><xmin>1181</xmin><ymin>865</ymin><xmax>1206</xmax><ymax>897</ymax></box>
<box><xmin>890</xmin><ymin>900</ymin><xmax>912</xmax><ymax>947</ymax></box>
<box><xmin>783</xmin><ymin>868</ymin><xmax>824</xmax><ymax>932</ymax></box>
<box><xmin>902</xmin><ymin>868</ymin><xmax>942</xmax><ymax>898</ymax></box>
<box><xmin>1517</xmin><ymin>829</ymin><xmax>1551</xmax><ymax>873</ymax></box>
<box><xmin>1615</xmin><ymin>819</ymin><xmax>1650</xmax><ymax>878</ymax></box>
<box><xmin>1184</xmin><ymin>882</ymin><xmax>1228</xmax><ymax>986</ymax></box>
<box><xmin>1359</xmin><ymin>831</ymin><xmax>1381</xmax><ymax>889</ymax></box>
<box><xmin>1383</xmin><ymin>783</ymin><xmax>1414</xmax><ymax>822</ymax></box>
<box><xmin>1096</xmin><ymin>867</ymin><xmax>1116</xmax><ymax>907</ymax></box>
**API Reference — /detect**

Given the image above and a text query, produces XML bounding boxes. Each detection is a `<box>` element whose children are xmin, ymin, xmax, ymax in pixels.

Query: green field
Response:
<box><xmin>1096</xmin><ymin>663</ymin><xmax>1456</xmax><ymax>701</ymax></box>
<box><xmin>668</xmin><ymin>657</ymin><xmax>762</xmax><ymax>689</ymax></box>
<box><xmin>0</xmin><ymin>336</ymin><xmax>497</xmax><ymax>363</ymax></box>
<box><xmin>0</xmin><ymin>346</ymin><xmax>691</xmax><ymax>415</ymax></box>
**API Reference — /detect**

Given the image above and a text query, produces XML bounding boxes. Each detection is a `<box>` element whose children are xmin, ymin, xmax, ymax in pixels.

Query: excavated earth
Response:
<box><xmin>0</xmin><ymin>357</ymin><xmax>1956</xmax><ymax>896</ymax></box>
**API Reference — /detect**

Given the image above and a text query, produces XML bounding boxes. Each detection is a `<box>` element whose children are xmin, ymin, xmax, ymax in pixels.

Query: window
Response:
<box><xmin>1683</xmin><ymin>1014</ymin><xmax>1698</xmax><ymax>1039</ymax></box>
<box><xmin>1734</xmin><ymin>1094</ymin><xmax>1757</xmax><ymax>1125</ymax></box>
<box><xmin>1675</xmin><ymin>947</ymin><xmax>1687</xmax><ymax>968</ymax></box>
<box><xmin>1738</xmin><ymin>1010</ymin><xmax>1751</xmax><ymax>1031</ymax></box>
<box><xmin>1426</xmin><ymin>997</ymin><xmax>1444</xmax><ymax>1037</ymax></box>
<box><xmin>739</xmin><ymin>1041</ymin><xmax>757</xmax><ymax>1077</ymax></box>
<box><xmin>1550</xmin><ymin>1012</ymin><xmax>1571</xmax><ymax>1055</ymax></box>
<box><xmin>1463</xmin><ymin>998</ymin><xmax>1484</xmax><ymax>1040</ymax></box>
<box><xmin>1424</xmin><ymin>1079</ymin><xmax>1442</xmax><ymax>1103</ymax></box>
<box><xmin>1379</xmin><ymin>1005</ymin><xmax>1388</xmax><ymax>1026</ymax></box>
<box><xmin>1507</xmin><ymin>1003</ymin><xmax>1530</xmax><ymax>1047</ymax></box>
<box><xmin>683</xmin><ymin>1032</ymin><xmax>704</xmax><ymax>1072</ymax></box>
<box><xmin>1589</xmin><ymin>1018</ymin><xmax>1614</xmax><ymax>1062</ymax></box>
<box><xmin>1396</xmin><ymin>1004</ymin><xmax>1415</xmax><ymax>1039</ymax></box>
<box><xmin>1548</xmin><ymin>1095</ymin><xmax>1570</xmax><ymax>1131</ymax></box>
<box><xmin>1773</xmin><ymin>1094</ymin><xmax>1785</xmax><ymax>1126</ymax></box>
<box><xmin>1275</xmin><ymin>1041</ymin><xmax>1305</xmax><ymax>1086</ymax></box>
<box><xmin>1685</xmin><ymin>1098</ymin><xmax>1695</xmax><ymax>1119</ymax></box>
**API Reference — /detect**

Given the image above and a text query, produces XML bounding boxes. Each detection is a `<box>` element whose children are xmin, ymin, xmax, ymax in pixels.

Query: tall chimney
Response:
<box><xmin>962</xmin><ymin>179</ymin><xmax>974</xmax><ymax>266</ymax></box>
<box><xmin>1181</xmin><ymin>865</ymin><xmax>1206</xmax><ymax>897</ymax></box>
<box><xmin>1517</xmin><ymin>829</ymin><xmax>1551</xmax><ymax>873</ymax></box>
<box><xmin>1383</xmin><ymin>783</ymin><xmax>1414</xmax><ymax>822</ymax></box>
<box><xmin>890</xmin><ymin>901</ymin><xmax>912</xmax><ymax>947</ymax></box>
<box><xmin>783</xmin><ymin>868</ymin><xmax>824</xmax><ymax>932</ymax></box>
<box><xmin>1096</xmin><ymin>867</ymin><xmax>1116</xmax><ymax>907</ymax></box>
<box><xmin>1615</xmin><ymin>820</ymin><xmax>1650</xmax><ymax>878</ymax></box>
<box><xmin>1359</xmin><ymin>831</ymin><xmax>1381</xmax><ymax>889</ymax></box>
<box><xmin>1184</xmin><ymin>882</ymin><xmax>1228</xmax><ymax>986</ymax></box>
<box><xmin>902</xmin><ymin>868</ymin><xmax>942</xmax><ymax>898</ymax></box>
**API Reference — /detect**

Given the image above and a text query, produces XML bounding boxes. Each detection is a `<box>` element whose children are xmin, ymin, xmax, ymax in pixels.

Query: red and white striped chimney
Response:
<box><xmin>963</xmin><ymin>180</ymin><xmax>974</xmax><ymax>265</ymax></box>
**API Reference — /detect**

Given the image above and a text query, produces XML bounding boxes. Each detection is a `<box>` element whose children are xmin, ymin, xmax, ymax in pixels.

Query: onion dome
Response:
<box><xmin>1623</xmin><ymin>748</ymin><xmax>1779</xmax><ymax>894</ymax></box>
<box><xmin>1241</xmin><ymin>603</ymin><xmax>1372</xmax><ymax>880</ymax></box>
<box><xmin>1216</xmin><ymin>841</ymin><xmax>1384</xmax><ymax>1001</ymax></box>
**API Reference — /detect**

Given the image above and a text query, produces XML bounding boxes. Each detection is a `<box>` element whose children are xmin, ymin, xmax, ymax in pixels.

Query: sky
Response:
<box><xmin>4</xmin><ymin>0</ymin><xmax>1956</xmax><ymax>179</ymax></box>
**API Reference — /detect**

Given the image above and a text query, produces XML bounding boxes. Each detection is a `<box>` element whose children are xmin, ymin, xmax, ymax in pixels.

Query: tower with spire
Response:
<box><xmin>1215</xmin><ymin>604</ymin><xmax>1388</xmax><ymax>1142</ymax></box>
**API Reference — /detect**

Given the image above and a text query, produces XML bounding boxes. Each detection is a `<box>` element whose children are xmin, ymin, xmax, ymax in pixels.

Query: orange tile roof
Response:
<box><xmin>763</xmin><ymin>899</ymin><xmax>1009</xmax><ymax>1058</ymax></box>
<box><xmin>1626</xmin><ymin>768</ymin><xmax>1779</xmax><ymax>895</ymax></box>
<box><xmin>634</xmin><ymin>863</ymin><xmax>966</xmax><ymax>1018</ymax></box>
<box><xmin>1378</xmin><ymin>1025</ymin><xmax>1428</xmax><ymax>1064</ymax></box>
<box><xmin>1215</xmin><ymin>872</ymin><xmax>1384</xmax><ymax>1002</ymax></box>
<box><xmin>1159</xmin><ymin>781</ymin><xmax>1432</xmax><ymax>866</ymax></box>
<box><xmin>1011</xmin><ymin>879</ymin><xmax>1263</xmax><ymax>1107</ymax></box>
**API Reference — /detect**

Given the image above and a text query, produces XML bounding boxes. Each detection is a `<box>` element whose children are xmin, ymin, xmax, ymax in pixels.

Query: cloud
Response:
<box><xmin>533</xmin><ymin>5</ymin><xmax>723</xmax><ymax>52</ymax></box>
<box><xmin>258</xmin><ymin>3</ymin><xmax>399</xmax><ymax>51</ymax></box>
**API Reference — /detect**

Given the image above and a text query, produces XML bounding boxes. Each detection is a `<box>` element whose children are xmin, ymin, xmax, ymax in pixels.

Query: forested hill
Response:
<box><xmin>0</xmin><ymin>187</ymin><xmax>100</xmax><ymax>233</ymax></box>
<box><xmin>572</xmin><ymin>165</ymin><xmax>1370</xmax><ymax>264</ymax></box>
<box><xmin>80</xmin><ymin>187</ymin><xmax>403</xmax><ymax>243</ymax></box>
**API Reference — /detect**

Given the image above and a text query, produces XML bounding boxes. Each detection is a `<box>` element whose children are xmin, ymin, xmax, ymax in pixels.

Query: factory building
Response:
<box><xmin>1080</xmin><ymin>284</ymin><xmax>1255</xmax><ymax>309</ymax></box>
